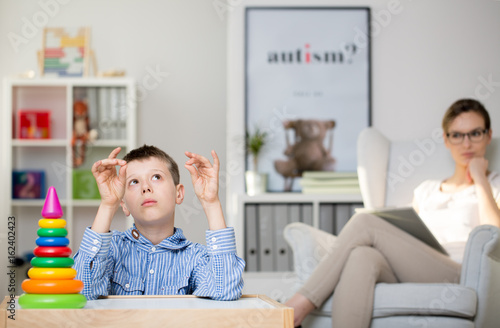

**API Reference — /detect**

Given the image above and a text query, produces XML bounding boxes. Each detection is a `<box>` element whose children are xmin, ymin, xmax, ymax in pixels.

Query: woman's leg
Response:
<box><xmin>287</xmin><ymin>213</ymin><xmax>461</xmax><ymax>326</ymax></box>
<box><xmin>330</xmin><ymin>246</ymin><xmax>397</xmax><ymax>328</ymax></box>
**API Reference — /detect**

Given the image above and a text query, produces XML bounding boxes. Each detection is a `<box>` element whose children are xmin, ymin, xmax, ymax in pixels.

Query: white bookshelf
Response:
<box><xmin>1</xmin><ymin>78</ymin><xmax>137</xmax><ymax>289</ymax></box>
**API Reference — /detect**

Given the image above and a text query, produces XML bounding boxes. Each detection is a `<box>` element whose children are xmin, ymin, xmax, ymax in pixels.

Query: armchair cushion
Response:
<box><xmin>371</xmin><ymin>316</ymin><xmax>475</xmax><ymax>328</ymax></box>
<box><xmin>372</xmin><ymin>283</ymin><xmax>477</xmax><ymax>318</ymax></box>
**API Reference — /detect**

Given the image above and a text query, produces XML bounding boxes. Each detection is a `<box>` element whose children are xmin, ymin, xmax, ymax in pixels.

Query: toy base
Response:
<box><xmin>18</xmin><ymin>293</ymin><xmax>87</xmax><ymax>309</ymax></box>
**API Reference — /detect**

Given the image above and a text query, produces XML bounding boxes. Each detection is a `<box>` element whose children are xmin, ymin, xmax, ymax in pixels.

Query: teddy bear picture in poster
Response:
<box><xmin>245</xmin><ymin>7</ymin><xmax>371</xmax><ymax>192</ymax></box>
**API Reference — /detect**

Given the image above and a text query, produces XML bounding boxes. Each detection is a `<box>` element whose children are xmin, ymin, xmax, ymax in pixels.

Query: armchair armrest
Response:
<box><xmin>460</xmin><ymin>224</ymin><xmax>500</xmax><ymax>327</ymax></box>
<box><xmin>283</xmin><ymin>222</ymin><xmax>337</xmax><ymax>284</ymax></box>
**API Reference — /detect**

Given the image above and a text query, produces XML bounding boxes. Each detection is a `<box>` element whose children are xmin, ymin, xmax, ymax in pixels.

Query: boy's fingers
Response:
<box><xmin>211</xmin><ymin>150</ymin><xmax>220</xmax><ymax>170</ymax></box>
<box><xmin>92</xmin><ymin>160</ymin><xmax>102</xmax><ymax>175</ymax></box>
<box><xmin>100</xmin><ymin>158</ymin><xmax>127</xmax><ymax>167</ymax></box>
<box><xmin>185</xmin><ymin>151</ymin><xmax>211</xmax><ymax>167</ymax></box>
<box><xmin>184</xmin><ymin>164</ymin><xmax>199</xmax><ymax>185</ymax></box>
<box><xmin>108</xmin><ymin>147</ymin><xmax>122</xmax><ymax>159</ymax></box>
<box><xmin>118</xmin><ymin>164</ymin><xmax>127</xmax><ymax>183</ymax></box>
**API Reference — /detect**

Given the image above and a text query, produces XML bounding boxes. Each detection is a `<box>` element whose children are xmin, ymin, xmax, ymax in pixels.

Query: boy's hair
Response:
<box><xmin>442</xmin><ymin>98</ymin><xmax>490</xmax><ymax>133</ymax></box>
<box><xmin>123</xmin><ymin>145</ymin><xmax>180</xmax><ymax>185</ymax></box>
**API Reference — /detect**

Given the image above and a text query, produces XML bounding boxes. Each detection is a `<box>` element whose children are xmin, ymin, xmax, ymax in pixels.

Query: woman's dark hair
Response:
<box><xmin>442</xmin><ymin>99</ymin><xmax>490</xmax><ymax>133</ymax></box>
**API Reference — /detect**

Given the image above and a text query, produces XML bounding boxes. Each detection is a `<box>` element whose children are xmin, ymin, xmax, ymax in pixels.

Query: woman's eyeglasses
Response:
<box><xmin>446</xmin><ymin>129</ymin><xmax>489</xmax><ymax>145</ymax></box>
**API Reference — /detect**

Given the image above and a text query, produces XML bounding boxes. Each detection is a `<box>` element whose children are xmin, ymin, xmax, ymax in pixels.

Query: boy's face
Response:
<box><xmin>120</xmin><ymin>157</ymin><xmax>184</xmax><ymax>225</ymax></box>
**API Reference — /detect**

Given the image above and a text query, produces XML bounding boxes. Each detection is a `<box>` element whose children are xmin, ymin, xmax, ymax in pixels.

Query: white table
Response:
<box><xmin>1</xmin><ymin>295</ymin><xmax>293</xmax><ymax>328</ymax></box>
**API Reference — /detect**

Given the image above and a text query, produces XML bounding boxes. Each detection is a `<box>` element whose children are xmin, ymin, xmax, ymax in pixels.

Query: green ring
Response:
<box><xmin>37</xmin><ymin>228</ymin><xmax>68</xmax><ymax>237</ymax></box>
<box><xmin>30</xmin><ymin>257</ymin><xmax>74</xmax><ymax>268</ymax></box>
<box><xmin>18</xmin><ymin>293</ymin><xmax>87</xmax><ymax>309</ymax></box>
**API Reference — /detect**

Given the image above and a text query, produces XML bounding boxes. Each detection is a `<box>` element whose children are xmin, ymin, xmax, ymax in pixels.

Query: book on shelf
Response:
<box><xmin>302</xmin><ymin>171</ymin><xmax>358</xmax><ymax>179</ymax></box>
<box><xmin>17</xmin><ymin>110</ymin><xmax>51</xmax><ymax>139</ymax></box>
<box><xmin>300</xmin><ymin>171</ymin><xmax>360</xmax><ymax>194</ymax></box>
<box><xmin>12</xmin><ymin>171</ymin><xmax>46</xmax><ymax>199</ymax></box>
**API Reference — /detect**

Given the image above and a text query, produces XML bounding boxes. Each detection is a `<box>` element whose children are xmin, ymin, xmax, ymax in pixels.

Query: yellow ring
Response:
<box><xmin>28</xmin><ymin>267</ymin><xmax>77</xmax><ymax>280</ymax></box>
<box><xmin>39</xmin><ymin>219</ymin><xmax>66</xmax><ymax>229</ymax></box>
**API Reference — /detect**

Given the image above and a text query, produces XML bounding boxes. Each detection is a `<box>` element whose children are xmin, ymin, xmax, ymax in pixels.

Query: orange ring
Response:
<box><xmin>28</xmin><ymin>267</ymin><xmax>77</xmax><ymax>280</ymax></box>
<box><xmin>22</xmin><ymin>279</ymin><xmax>84</xmax><ymax>294</ymax></box>
<box><xmin>39</xmin><ymin>219</ymin><xmax>66</xmax><ymax>229</ymax></box>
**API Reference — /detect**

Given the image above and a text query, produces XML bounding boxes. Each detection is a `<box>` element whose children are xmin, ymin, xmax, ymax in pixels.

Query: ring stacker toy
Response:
<box><xmin>18</xmin><ymin>186</ymin><xmax>87</xmax><ymax>309</ymax></box>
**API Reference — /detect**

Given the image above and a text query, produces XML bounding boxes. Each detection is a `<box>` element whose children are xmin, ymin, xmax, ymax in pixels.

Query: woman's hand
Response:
<box><xmin>466</xmin><ymin>157</ymin><xmax>489</xmax><ymax>184</ymax></box>
<box><xmin>184</xmin><ymin>150</ymin><xmax>220</xmax><ymax>205</ymax></box>
<box><xmin>92</xmin><ymin>147</ymin><xmax>128</xmax><ymax>208</ymax></box>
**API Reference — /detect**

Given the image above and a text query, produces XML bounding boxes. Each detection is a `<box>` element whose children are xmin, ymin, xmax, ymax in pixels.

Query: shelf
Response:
<box><xmin>91</xmin><ymin>140</ymin><xmax>129</xmax><ymax>147</ymax></box>
<box><xmin>11</xmin><ymin>139</ymin><xmax>129</xmax><ymax>148</ymax></box>
<box><xmin>3</xmin><ymin>77</ymin><xmax>137</xmax><ymax>263</ymax></box>
<box><xmin>240</xmin><ymin>192</ymin><xmax>363</xmax><ymax>203</ymax></box>
<box><xmin>6</xmin><ymin>77</ymin><xmax>135</xmax><ymax>87</ymax></box>
<box><xmin>12</xmin><ymin>199</ymin><xmax>68</xmax><ymax>207</ymax></box>
<box><xmin>72</xmin><ymin>199</ymin><xmax>101</xmax><ymax>207</ymax></box>
<box><xmin>12</xmin><ymin>139</ymin><xmax>67</xmax><ymax>147</ymax></box>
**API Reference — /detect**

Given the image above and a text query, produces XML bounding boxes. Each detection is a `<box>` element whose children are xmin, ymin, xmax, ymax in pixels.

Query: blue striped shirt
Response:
<box><xmin>73</xmin><ymin>226</ymin><xmax>245</xmax><ymax>301</ymax></box>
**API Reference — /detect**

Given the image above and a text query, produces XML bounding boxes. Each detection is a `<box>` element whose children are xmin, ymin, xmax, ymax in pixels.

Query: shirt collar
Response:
<box><xmin>123</xmin><ymin>225</ymin><xmax>192</xmax><ymax>250</ymax></box>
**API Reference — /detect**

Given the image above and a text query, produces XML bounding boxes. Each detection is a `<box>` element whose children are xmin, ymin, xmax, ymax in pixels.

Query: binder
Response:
<box><xmin>319</xmin><ymin>204</ymin><xmax>335</xmax><ymax>234</ymax></box>
<box><xmin>301</xmin><ymin>204</ymin><xmax>313</xmax><ymax>226</ymax></box>
<box><xmin>86</xmin><ymin>87</ymin><xmax>99</xmax><ymax>131</ymax></box>
<box><xmin>258</xmin><ymin>204</ymin><xmax>275</xmax><ymax>271</ymax></box>
<box><xmin>97</xmin><ymin>87</ymin><xmax>111</xmax><ymax>139</ymax></box>
<box><xmin>335</xmin><ymin>204</ymin><xmax>351</xmax><ymax>234</ymax></box>
<box><xmin>118</xmin><ymin>87</ymin><xmax>128</xmax><ymax>139</ymax></box>
<box><xmin>288</xmin><ymin>204</ymin><xmax>301</xmax><ymax>268</ymax></box>
<box><xmin>109</xmin><ymin>87</ymin><xmax>120</xmax><ymax>139</ymax></box>
<box><xmin>274</xmin><ymin>204</ymin><xmax>290</xmax><ymax>271</ymax></box>
<box><xmin>244</xmin><ymin>204</ymin><xmax>259</xmax><ymax>272</ymax></box>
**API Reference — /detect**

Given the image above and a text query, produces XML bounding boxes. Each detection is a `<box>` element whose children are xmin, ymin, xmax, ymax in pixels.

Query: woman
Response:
<box><xmin>285</xmin><ymin>99</ymin><xmax>500</xmax><ymax>328</ymax></box>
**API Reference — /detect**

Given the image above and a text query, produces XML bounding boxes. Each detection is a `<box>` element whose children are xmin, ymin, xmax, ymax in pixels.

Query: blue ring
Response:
<box><xmin>35</xmin><ymin>237</ymin><xmax>70</xmax><ymax>247</ymax></box>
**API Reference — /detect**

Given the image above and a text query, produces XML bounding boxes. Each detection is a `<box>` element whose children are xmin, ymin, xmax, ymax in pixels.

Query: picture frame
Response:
<box><xmin>39</xmin><ymin>27</ymin><xmax>91</xmax><ymax>77</ymax></box>
<box><xmin>245</xmin><ymin>7</ymin><xmax>371</xmax><ymax>192</ymax></box>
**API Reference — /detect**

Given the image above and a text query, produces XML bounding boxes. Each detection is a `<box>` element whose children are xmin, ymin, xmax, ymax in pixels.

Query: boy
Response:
<box><xmin>73</xmin><ymin>145</ymin><xmax>245</xmax><ymax>301</ymax></box>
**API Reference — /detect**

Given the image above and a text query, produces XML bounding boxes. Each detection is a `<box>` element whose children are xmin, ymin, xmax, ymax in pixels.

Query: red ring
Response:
<box><xmin>33</xmin><ymin>246</ymin><xmax>72</xmax><ymax>257</ymax></box>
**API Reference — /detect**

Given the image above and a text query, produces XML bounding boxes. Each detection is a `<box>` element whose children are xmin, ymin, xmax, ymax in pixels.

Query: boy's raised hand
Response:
<box><xmin>184</xmin><ymin>150</ymin><xmax>220</xmax><ymax>205</ymax></box>
<box><xmin>92</xmin><ymin>147</ymin><xmax>127</xmax><ymax>208</ymax></box>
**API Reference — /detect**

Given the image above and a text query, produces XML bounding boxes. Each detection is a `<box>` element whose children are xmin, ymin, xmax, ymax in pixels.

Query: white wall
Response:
<box><xmin>0</xmin><ymin>0</ymin><xmax>499</xmax><ymax>296</ymax></box>
<box><xmin>0</xmin><ymin>0</ymin><xmax>228</xmax><ymax>241</ymax></box>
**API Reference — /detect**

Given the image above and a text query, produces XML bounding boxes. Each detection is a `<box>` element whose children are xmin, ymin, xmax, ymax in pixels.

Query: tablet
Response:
<box><xmin>356</xmin><ymin>207</ymin><xmax>448</xmax><ymax>255</ymax></box>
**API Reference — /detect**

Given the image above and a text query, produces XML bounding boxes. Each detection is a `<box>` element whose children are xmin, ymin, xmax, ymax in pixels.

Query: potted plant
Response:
<box><xmin>245</xmin><ymin>127</ymin><xmax>268</xmax><ymax>195</ymax></box>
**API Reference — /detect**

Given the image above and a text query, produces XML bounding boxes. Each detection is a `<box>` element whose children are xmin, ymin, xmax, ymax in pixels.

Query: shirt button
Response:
<box><xmin>211</xmin><ymin>237</ymin><xmax>217</xmax><ymax>242</ymax></box>
<box><xmin>212</xmin><ymin>245</ymin><xmax>218</xmax><ymax>250</ymax></box>
<box><xmin>91</xmin><ymin>247</ymin><xmax>98</xmax><ymax>252</ymax></box>
<box><xmin>93</xmin><ymin>239</ymin><xmax>99</xmax><ymax>245</ymax></box>
<box><xmin>149</xmin><ymin>269</ymin><xmax>154</xmax><ymax>274</ymax></box>
<box><xmin>125</xmin><ymin>283</ymin><xmax>130</xmax><ymax>288</ymax></box>
<box><xmin>151</xmin><ymin>247</ymin><xmax>156</xmax><ymax>252</ymax></box>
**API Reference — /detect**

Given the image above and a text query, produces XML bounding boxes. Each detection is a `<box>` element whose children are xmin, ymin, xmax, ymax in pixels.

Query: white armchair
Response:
<box><xmin>284</xmin><ymin>127</ymin><xmax>500</xmax><ymax>328</ymax></box>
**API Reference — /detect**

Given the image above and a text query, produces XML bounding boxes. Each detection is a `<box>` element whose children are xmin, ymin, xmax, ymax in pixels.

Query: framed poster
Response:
<box><xmin>40</xmin><ymin>27</ymin><xmax>90</xmax><ymax>77</ymax></box>
<box><xmin>245</xmin><ymin>7</ymin><xmax>371</xmax><ymax>192</ymax></box>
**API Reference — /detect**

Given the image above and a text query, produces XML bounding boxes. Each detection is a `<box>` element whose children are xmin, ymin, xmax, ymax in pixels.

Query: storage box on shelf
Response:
<box><xmin>1</xmin><ymin>78</ymin><xmax>137</xmax><ymax>294</ymax></box>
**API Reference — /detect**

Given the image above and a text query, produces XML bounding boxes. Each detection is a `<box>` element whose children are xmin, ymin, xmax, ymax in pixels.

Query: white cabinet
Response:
<box><xmin>234</xmin><ymin>193</ymin><xmax>363</xmax><ymax>272</ymax></box>
<box><xmin>1</xmin><ymin>78</ymin><xmax>137</xmax><ymax>279</ymax></box>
